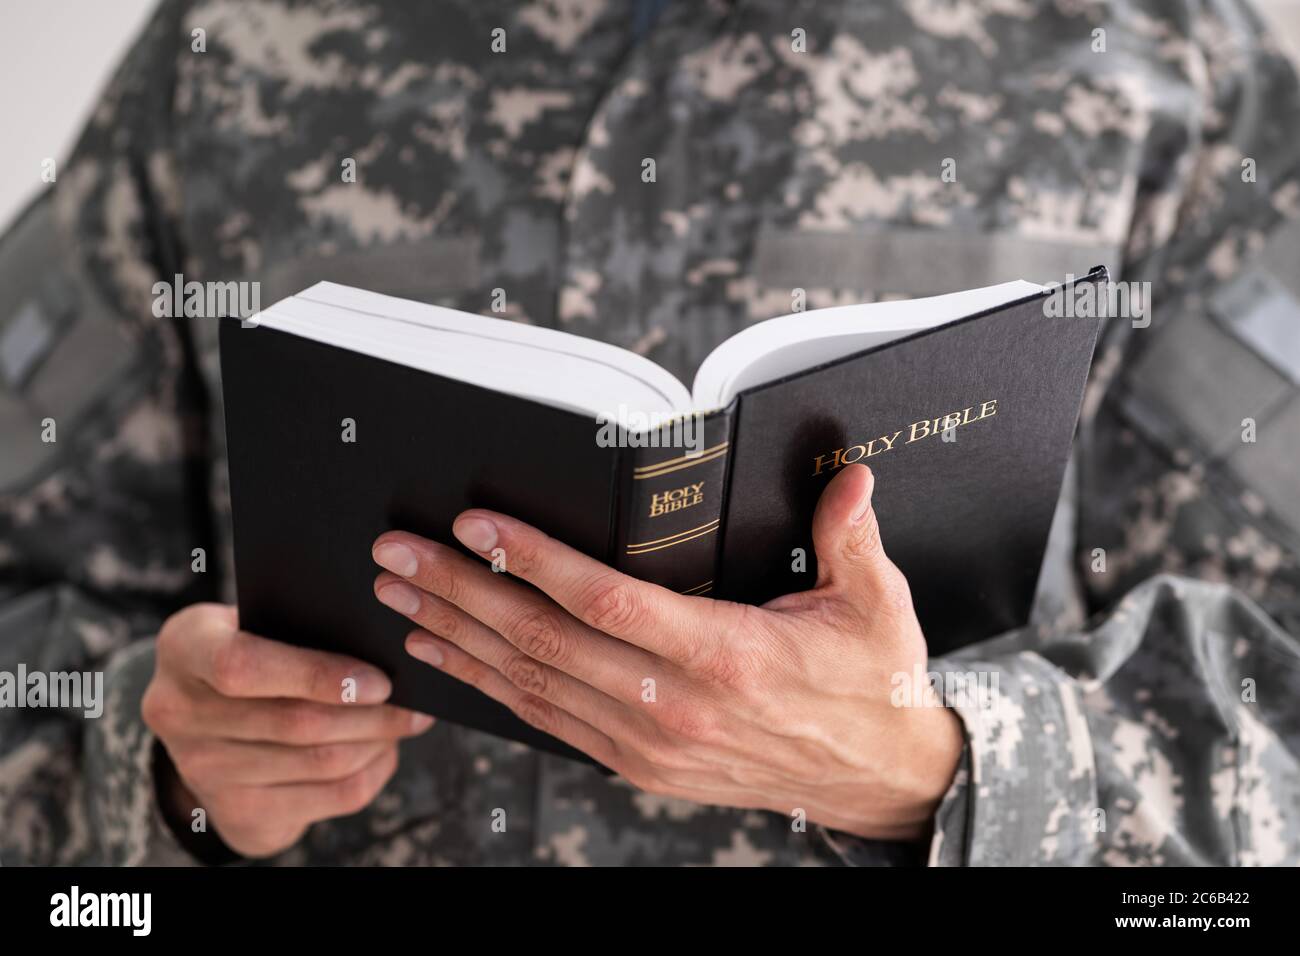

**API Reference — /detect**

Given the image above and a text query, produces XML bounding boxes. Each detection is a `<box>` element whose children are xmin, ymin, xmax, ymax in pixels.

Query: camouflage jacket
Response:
<box><xmin>2</xmin><ymin>0</ymin><xmax>1299</xmax><ymax>866</ymax></box>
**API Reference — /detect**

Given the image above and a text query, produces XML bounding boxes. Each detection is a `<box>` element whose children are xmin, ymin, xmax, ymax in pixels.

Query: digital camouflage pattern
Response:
<box><xmin>1</xmin><ymin>0</ymin><xmax>1299</xmax><ymax>866</ymax></box>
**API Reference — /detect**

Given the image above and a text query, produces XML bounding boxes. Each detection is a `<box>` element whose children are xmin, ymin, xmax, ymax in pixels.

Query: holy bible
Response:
<box><xmin>220</xmin><ymin>268</ymin><xmax>1106</xmax><ymax>759</ymax></box>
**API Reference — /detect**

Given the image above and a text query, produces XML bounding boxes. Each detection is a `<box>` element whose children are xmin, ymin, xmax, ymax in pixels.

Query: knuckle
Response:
<box><xmin>513</xmin><ymin>694</ymin><xmax>557</xmax><ymax>733</ymax></box>
<box><xmin>847</xmin><ymin>512</ymin><xmax>885</xmax><ymax>562</ymax></box>
<box><xmin>155</xmin><ymin>616</ymin><xmax>183</xmax><ymax>660</ymax></box>
<box><xmin>303</xmin><ymin>657</ymin><xmax>336</xmax><ymax>700</ymax></box>
<box><xmin>277</xmin><ymin>703</ymin><xmax>324</xmax><ymax>742</ymax></box>
<box><xmin>578</xmin><ymin>576</ymin><xmax>640</xmax><ymax>634</ymax></box>
<box><xmin>210</xmin><ymin>633</ymin><xmax>254</xmax><ymax>696</ymax></box>
<box><xmin>419</xmin><ymin>601</ymin><xmax>460</xmax><ymax>640</ymax></box>
<box><xmin>307</xmin><ymin>743</ymin><xmax>352</xmax><ymax>777</ymax></box>
<box><xmin>141</xmin><ymin>683</ymin><xmax>180</xmax><ymax>734</ymax></box>
<box><xmin>505</xmin><ymin>606</ymin><xmax>570</xmax><ymax>666</ymax></box>
<box><xmin>157</xmin><ymin>603</ymin><xmax>206</xmax><ymax>652</ymax></box>
<box><xmin>505</xmin><ymin>536</ymin><xmax>544</xmax><ymax>576</ymax></box>
<box><xmin>502</xmin><ymin>653</ymin><xmax>549</xmax><ymax>697</ymax></box>
<box><xmin>688</xmin><ymin>642</ymin><xmax>748</xmax><ymax>691</ymax></box>
<box><xmin>421</xmin><ymin>555</ymin><xmax>462</xmax><ymax>604</ymax></box>
<box><xmin>454</xmin><ymin>655</ymin><xmax>491</xmax><ymax>691</ymax></box>
<box><xmin>659</xmin><ymin>701</ymin><xmax>718</xmax><ymax>746</ymax></box>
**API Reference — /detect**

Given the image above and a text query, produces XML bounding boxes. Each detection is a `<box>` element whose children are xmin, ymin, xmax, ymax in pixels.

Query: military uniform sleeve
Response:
<box><xmin>829</xmin><ymin>1</ymin><xmax>1300</xmax><ymax>868</ymax></box>
<box><xmin>0</xmin><ymin>1</ymin><xmax>213</xmax><ymax>865</ymax></box>
<box><xmin>929</xmin><ymin>1</ymin><xmax>1300</xmax><ymax>867</ymax></box>
<box><xmin>924</xmin><ymin>575</ymin><xmax>1300</xmax><ymax>865</ymax></box>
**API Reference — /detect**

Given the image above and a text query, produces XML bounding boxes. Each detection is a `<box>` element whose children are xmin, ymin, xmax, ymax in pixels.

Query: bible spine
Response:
<box><xmin>611</xmin><ymin>409</ymin><xmax>735</xmax><ymax>596</ymax></box>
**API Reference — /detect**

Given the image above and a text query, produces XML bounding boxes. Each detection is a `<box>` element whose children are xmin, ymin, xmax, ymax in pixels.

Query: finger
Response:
<box><xmin>404</xmin><ymin>622</ymin><xmax>656</xmax><ymax>747</ymax></box>
<box><xmin>180</xmin><ymin>625</ymin><xmax>392</xmax><ymax>705</ymax></box>
<box><xmin>190</xmin><ymin>692</ymin><xmax>434</xmax><ymax>745</ymax></box>
<box><xmin>374</xmin><ymin>572</ymin><xmax>659</xmax><ymax>701</ymax></box>
<box><xmin>173</xmin><ymin>738</ymin><xmax>396</xmax><ymax>787</ymax></box>
<box><xmin>373</xmin><ymin>522</ymin><xmax>715</xmax><ymax>665</ymax></box>
<box><xmin>220</xmin><ymin>745</ymin><xmax>401</xmax><ymax>829</ymax></box>
<box><xmin>404</xmin><ymin>630</ymin><xmax>622</xmax><ymax>770</ymax></box>
<box><xmin>810</xmin><ymin>464</ymin><xmax>902</xmax><ymax>602</ymax></box>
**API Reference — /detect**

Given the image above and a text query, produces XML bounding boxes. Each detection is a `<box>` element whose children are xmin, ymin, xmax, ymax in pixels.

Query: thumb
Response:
<box><xmin>811</xmin><ymin>463</ymin><xmax>896</xmax><ymax>598</ymax></box>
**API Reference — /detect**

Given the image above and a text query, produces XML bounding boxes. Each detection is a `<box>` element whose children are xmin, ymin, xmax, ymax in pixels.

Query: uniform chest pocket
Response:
<box><xmin>1119</xmin><ymin>219</ymin><xmax>1300</xmax><ymax>543</ymax></box>
<box><xmin>0</xmin><ymin>202</ymin><xmax>147</xmax><ymax>493</ymax></box>
<box><xmin>751</xmin><ymin>223</ymin><xmax>1120</xmax><ymax>299</ymax></box>
<box><xmin>255</xmin><ymin>236</ymin><xmax>482</xmax><ymax>305</ymax></box>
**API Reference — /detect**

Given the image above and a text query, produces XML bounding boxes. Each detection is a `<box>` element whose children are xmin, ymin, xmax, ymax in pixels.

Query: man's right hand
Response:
<box><xmin>142</xmin><ymin>603</ymin><xmax>434</xmax><ymax>858</ymax></box>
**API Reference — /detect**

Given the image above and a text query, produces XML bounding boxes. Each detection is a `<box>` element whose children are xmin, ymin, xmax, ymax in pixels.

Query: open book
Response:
<box><xmin>245</xmin><ymin>278</ymin><xmax>1056</xmax><ymax>418</ymax></box>
<box><xmin>221</xmin><ymin>268</ymin><xmax>1106</xmax><ymax>758</ymax></box>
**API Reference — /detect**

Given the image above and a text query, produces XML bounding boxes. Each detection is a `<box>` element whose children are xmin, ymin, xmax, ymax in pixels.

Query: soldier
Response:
<box><xmin>1</xmin><ymin>0</ymin><xmax>1297</xmax><ymax>866</ymax></box>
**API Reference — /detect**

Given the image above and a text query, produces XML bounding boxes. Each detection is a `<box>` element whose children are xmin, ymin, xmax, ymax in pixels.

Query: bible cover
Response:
<box><xmin>220</xmin><ymin>268</ymin><xmax>1106</xmax><ymax>759</ymax></box>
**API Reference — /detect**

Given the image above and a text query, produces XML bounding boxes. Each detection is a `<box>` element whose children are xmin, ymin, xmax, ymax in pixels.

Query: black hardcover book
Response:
<box><xmin>220</xmin><ymin>268</ymin><xmax>1106</xmax><ymax>759</ymax></box>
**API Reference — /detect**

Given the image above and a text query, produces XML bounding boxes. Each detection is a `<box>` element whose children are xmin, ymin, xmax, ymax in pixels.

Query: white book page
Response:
<box><xmin>245</xmin><ymin>280</ymin><xmax>1043</xmax><ymax>422</ymax></box>
<box><xmin>250</xmin><ymin>282</ymin><xmax>693</xmax><ymax>418</ymax></box>
<box><xmin>690</xmin><ymin>280</ymin><xmax>1043</xmax><ymax>409</ymax></box>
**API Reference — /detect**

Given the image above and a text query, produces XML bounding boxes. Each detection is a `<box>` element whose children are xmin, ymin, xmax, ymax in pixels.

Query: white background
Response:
<box><xmin>0</xmin><ymin>0</ymin><xmax>1297</xmax><ymax>233</ymax></box>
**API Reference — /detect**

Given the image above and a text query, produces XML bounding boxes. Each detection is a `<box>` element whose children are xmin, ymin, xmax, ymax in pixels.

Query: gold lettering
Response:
<box><xmin>648</xmin><ymin>482</ymin><xmax>706</xmax><ymax>518</ymax></box>
<box><xmin>812</xmin><ymin>449</ymin><xmax>844</xmax><ymax>476</ymax></box>
<box><xmin>811</xmin><ymin>400</ymin><xmax>999</xmax><ymax>474</ymax></box>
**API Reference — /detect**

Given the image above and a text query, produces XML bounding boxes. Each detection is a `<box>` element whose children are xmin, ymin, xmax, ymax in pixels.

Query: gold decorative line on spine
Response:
<box><xmin>625</xmin><ymin>524</ymin><xmax>719</xmax><ymax>556</ymax></box>
<box><xmin>632</xmin><ymin>442</ymin><xmax>729</xmax><ymax>479</ymax></box>
<box><xmin>625</xmin><ymin>519</ymin><xmax>720</xmax><ymax>551</ymax></box>
<box><xmin>633</xmin><ymin>441</ymin><xmax>729</xmax><ymax>473</ymax></box>
<box><xmin>680</xmin><ymin>580</ymin><xmax>714</xmax><ymax>596</ymax></box>
<box><xmin>632</xmin><ymin>448</ymin><xmax>728</xmax><ymax>480</ymax></box>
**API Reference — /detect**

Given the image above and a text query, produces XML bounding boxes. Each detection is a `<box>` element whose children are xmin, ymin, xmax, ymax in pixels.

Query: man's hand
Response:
<box><xmin>372</xmin><ymin>464</ymin><xmax>963</xmax><ymax>840</ymax></box>
<box><xmin>142</xmin><ymin>604</ymin><xmax>434</xmax><ymax>858</ymax></box>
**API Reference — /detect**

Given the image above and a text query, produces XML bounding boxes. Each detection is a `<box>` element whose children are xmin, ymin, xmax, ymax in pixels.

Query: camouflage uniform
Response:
<box><xmin>2</xmin><ymin>0</ymin><xmax>1298</xmax><ymax>866</ymax></box>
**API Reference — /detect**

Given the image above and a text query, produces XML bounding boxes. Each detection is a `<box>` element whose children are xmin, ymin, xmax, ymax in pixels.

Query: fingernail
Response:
<box><xmin>353</xmin><ymin>667</ymin><xmax>392</xmax><ymax>704</ymax></box>
<box><xmin>408</xmin><ymin>634</ymin><xmax>445</xmax><ymax>667</ymax></box>
<box><xmin>453</xmin><ymin>516</ymin><xmax>498</xmax><ymax>553</ymax></box>
<box><xmin>373</xmin><ymin>541</ymin><xmax>418</xmax><ymax>577</ymax></box>
<box><xmin>852</xmin><ymin>470</ymin><xmax>876</xmax><ymax>524</ymax></box>
<box><xmin>410</xmin><ymin>712</ymin><xmax>435</xmax><ymax>732</ymax></box>
<box><xmin>376</xmin><ymin>581</ymin><xmax>422</xmax><ymax>616</ymax></box>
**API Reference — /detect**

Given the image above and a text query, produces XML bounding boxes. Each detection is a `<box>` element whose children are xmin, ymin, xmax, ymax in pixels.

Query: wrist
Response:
<box><xmin>904</xmin><ymin>704</ymin><xmax>966</xmax><ymax>807</ymax></box>
<box><xmin>829</xmin><ymin>705</ymin><xmax>965</xmax><ymax>841</ymax></box>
